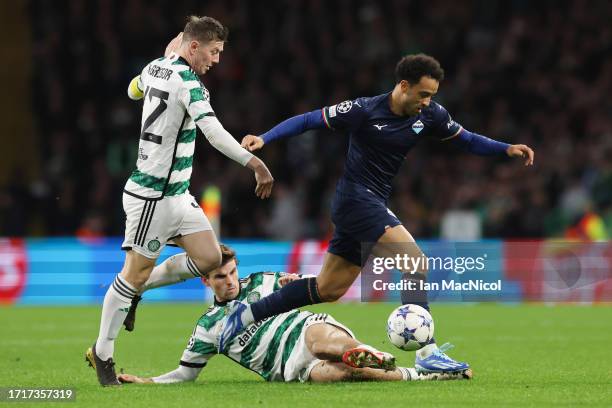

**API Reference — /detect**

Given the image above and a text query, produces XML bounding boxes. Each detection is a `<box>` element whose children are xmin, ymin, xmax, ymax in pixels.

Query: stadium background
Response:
<box><xmin>1</xmin><ymin>0</ymin><xmax>611</xmax><ymax>305</ymax></box>
<box><xmin>0</xmin><ymin>2</ymin><xmax>611</xmax><ymax>406</ymax></box>
<box><xmin>0</xmin><ymin>0</ymin><xmax>612</xmax><ymax>408</ymax></box>
<box><xmin>1</xmin><ymin>0</ymin><xmax>611</xmax><ymax>241</ymax></box>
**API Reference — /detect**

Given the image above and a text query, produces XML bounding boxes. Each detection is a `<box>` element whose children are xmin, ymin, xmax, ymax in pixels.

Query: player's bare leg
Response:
<box><xmin>375</xmin><ymin>225</ymin><xmax>426</xmax><ymax>274</ymax></box>
<box><xmin>121</xmin><ymin>249</ymin><xmax>158</xmax><ymax>288</ymax></box>
<box><xmin>308</xmin><ymin>362</ymin><xmax>472</xmax><ymax>383</ymax></box>
<box><xmin>374</xmin><ymin>225</ymin><xmax>429</xmax><ymax>312</ymax></box>
<box><xmin>305</xmin><ymin>322</ymin><xmax>395</xmax><ymax>370</ymax></box>
<box><xmin>315</xmin><ymin>253</ymin><xmax>361</xmax><ymax>301</ymax></box>
<box><xmin>88</xmin><ymin>250</ymin><xmax>155</xmax><ymax>386</ymax></box>
<box><xmin>123</xmin><ymin>231</ymin><xmax>221</xmax><ymax>331</ymax></box>
<box><xmin>174</xmin><ymin>230</ymin><xmax>222</xmax><ymax>274</ymax></box>
<box><xmin>305</xmin><ymin>323</ymin><xmax>358</xmax><ymax>360</ymax></box>
<box><xmin>309</xmin><ymin>362</ymin><xmax>403</xmax><ymax>382</ymax></box>
<box><xmin>374</xmin><ymin>225</ymin><xmax>429</xmax><ymax>314</ymax></box>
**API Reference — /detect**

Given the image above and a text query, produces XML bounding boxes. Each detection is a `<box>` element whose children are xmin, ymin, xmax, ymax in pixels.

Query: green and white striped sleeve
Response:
<box><xmin>178</xmin><ymin>72</ymin><xmax>253</xmax><ymax>166</ymax></box>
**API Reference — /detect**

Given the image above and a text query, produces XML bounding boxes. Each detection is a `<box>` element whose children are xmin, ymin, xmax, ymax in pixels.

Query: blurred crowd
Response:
<box><xmin>1</xmin><ymin>0</ymin><xmax>611</xmax><ymax>240</ymax></box>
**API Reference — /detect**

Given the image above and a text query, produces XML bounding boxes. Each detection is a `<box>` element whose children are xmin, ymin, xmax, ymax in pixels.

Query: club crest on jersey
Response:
<box><xmin>337</xmin><ymin>100</ymin><xmax>353</xmax><ymax>113</ymax></box>
<box><xmin>412</xmin><ymin>120</ymin><xmax>424</xmax><ymax>134</ymax></box>
<box><xmin>247</xmin><ymin>292</ymin><xmax>261</xmax><ymax>304</ymax></box>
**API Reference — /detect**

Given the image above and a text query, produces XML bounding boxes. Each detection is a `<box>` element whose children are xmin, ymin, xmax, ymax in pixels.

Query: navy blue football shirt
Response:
<box><xmin>321</xmin><ymin>93</ymin><xmax>462</xmax><ymax>199</ymax></box>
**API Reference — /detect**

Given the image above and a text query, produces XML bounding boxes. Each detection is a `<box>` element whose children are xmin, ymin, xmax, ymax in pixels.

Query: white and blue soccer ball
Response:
<box><xmin>386</xmin><ymin>304</ymin><xmax>434</xmax><ymax>351</ymax></box>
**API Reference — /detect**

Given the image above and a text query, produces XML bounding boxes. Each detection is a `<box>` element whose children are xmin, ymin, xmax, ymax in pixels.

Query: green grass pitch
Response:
<box><xmin>1</xmin><ymin>303</ymin><xmax>611</xmax><ymax>407</ymax></box>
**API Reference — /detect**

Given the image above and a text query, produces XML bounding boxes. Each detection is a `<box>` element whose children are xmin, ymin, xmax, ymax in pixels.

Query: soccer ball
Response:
<box><xmin>386</xmin><ymin>304</ymin><xmax>434</xmax><ymax>351</ymax></box>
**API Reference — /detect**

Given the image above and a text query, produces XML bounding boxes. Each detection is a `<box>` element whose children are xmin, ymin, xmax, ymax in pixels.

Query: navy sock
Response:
<box><xmin>401</xmin><ymin>274</ymin><xmax>435</xmax><ymax>344</ymax></box>
<box><xmin>251</xmin><ymin>277</ymin><xmax>322</xmax><ymax>321</ymax></box>
<box><xmin>400</xmin><ymin>273</ymin><xmax>429</xmax><ymax>310</ymax></box>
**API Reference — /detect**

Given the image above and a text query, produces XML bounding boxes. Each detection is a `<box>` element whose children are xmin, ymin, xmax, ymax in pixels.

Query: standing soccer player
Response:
<box><xmin>220</xmin><ymin>54</ymin><xmax>534</xmax><ymax>372</ymax></box>
<box><xmin>86</xmin><ymin>16</ymin><xmax>274</xmax><ymax>386</ymax></box>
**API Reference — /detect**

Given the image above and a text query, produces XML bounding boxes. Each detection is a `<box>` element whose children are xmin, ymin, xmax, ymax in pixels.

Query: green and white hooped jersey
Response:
<box><xmin>180</xmin><ymin>272</ymin><xmax>314</xmax><ymax>382</ymax></box>
<box><xmin>124</xmin><ymin>54</ymin><xmax>251</xmax><ymax>199</ymax></box>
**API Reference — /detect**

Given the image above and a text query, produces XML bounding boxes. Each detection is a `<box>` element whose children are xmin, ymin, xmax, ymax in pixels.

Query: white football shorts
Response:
<box><xmin>121</xmin><ymin>191</ymin><xmax>212</xmax><ymax>259</ymax></box>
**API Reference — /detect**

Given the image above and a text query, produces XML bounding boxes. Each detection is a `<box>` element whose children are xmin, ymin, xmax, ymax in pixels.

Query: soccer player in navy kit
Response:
<box><xmin>220</xmin><ymin>54</ymin><xmax>534</xmax><ymax>372</ymax></box>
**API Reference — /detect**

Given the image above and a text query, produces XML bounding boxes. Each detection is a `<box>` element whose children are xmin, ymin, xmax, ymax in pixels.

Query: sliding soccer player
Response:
<box><xmin>115</xmin><ymin>245</ymin><xmax>472</xmax><ymax>384</ymax></box>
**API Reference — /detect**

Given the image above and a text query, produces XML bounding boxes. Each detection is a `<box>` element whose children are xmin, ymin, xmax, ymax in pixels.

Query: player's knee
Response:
<box><xmin>121</xmin><ymin>264</ymin><xmax>153</xmax><ymax>288</ymax></box>
<box><xmin>190</xmin><ymin>247</ymin><xmax>222</xmax><ymax>274</ymax></box>
<box><xmin>309</xmin><ymin>341</ymin><xmax>328</xmax><ymax>359</ymax></box>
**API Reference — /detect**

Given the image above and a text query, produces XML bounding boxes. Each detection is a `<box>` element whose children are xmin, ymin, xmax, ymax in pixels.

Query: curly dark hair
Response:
<box><xmin>183</xmin><ymin>15</ymin><xmax>229</xmax><ymax>43</ymax></box>
<box><xmin>395</xmin><ymin>54</ymin><xmax>444</xmax><ymax>84</ymax></box>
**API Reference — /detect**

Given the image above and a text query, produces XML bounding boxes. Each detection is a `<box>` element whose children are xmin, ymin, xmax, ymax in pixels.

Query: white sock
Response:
<box><xmin>417</xmin><ymin>343</ymin><xmax>438</xmax><ymax>359</ymax></box>
<box><xmin>398</xmin><ymin>367</ymin><xmax>419</xmax><ymax>381</ymax></box>
<box><xmin>139</xmin><ymin>253</ymin><xmax>201</xmax><ymax>294</ymax></box>
<box><xmin>95</xmin><ymin>275</ymin><xmax>137</xmax><ymax>360</ymax></box>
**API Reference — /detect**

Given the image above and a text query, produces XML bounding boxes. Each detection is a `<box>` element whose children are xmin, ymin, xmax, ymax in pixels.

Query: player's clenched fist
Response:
<box><xmin>241</xmin><ymin>135</ymin><xmax>265</xmax><ymax>152</ymax></box>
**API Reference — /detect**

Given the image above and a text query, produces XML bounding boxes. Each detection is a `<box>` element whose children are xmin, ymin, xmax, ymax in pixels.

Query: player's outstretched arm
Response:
<box><xmin>119</xmin><ymin>364</ymin><xmax>202</xmax><ymax>384</ymax></box>
<box><xmin>449</xmin><ymin>129</ymin><xmax>535</xmax><ymax>165</ymax></box>
<box><xmin>241</xmin><ymin>109</ymin><xmax>326</xmax><ymax>152</ymax></box>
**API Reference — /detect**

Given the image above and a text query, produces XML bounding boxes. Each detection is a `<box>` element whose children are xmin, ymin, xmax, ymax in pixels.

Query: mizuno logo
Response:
<box><xmin>373</xmin><ymin>124</ymin><xmax>388</xmax><ymax>130</ymax></box>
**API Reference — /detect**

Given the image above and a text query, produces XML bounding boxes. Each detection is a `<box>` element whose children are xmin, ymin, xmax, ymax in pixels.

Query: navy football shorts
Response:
<box><xmin>328</xmin><ymin>184</ymin><xmax>402</xmax><ymax>266</ymax></box>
